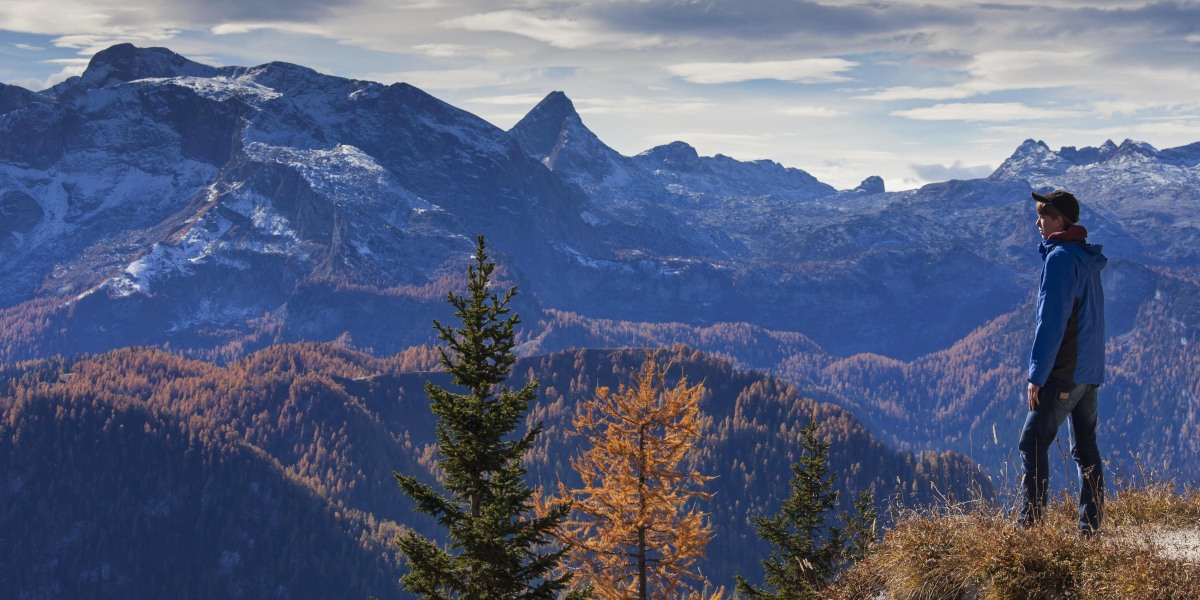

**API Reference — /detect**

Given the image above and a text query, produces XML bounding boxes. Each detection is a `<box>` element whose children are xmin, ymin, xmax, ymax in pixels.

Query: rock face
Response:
<box><xmin>2</xmin><ymin>45</ymin><xmax>1200</xmax><ymax>362</ymax></box>
<box><xmin>510</xmin><ymin>91</ymin><xmax>631</xmax><ymax>187</ymax></box>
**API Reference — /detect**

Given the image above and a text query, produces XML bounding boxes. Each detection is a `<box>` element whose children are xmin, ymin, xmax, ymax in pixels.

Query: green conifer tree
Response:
<box><xmin>735</xmin><ymin>419</ymin><xmax>874</xmax><ymax>599</ymax></box>
<box><xmin>393</xmin><ymin>235</ymin><xmax>579</xmax><ymax>599</ymax></box>
<box><xmin>842</xmin><ymin>490</ymin><xmax>877</xmax><ymax>568</ymax></box>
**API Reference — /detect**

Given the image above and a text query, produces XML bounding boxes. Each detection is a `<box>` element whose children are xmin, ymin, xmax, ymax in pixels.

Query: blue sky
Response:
<box><xmin>2</xmin><ymin>0</ymin><xmax>1199</xmax><ymax>190</ymax></box>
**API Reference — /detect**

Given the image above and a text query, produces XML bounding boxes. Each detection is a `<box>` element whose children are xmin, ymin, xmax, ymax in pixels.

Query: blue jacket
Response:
<box><xmin>1028</xmin><ymin>229</ymin><xmax>1108</xmax><ymax>386</ymax></box>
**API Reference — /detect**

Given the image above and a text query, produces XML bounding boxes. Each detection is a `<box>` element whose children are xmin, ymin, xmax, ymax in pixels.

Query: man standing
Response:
<box><xmin>1019</xmin><ymin>189</ymin><xmax>1108</xmax><ymax>537</ymax></box>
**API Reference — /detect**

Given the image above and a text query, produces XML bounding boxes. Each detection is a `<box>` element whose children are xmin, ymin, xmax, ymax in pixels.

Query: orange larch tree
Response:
<box><xmin>547</xmin><ymin>356</ymin><xmax>722</xmax><ymax>599</ymax></box>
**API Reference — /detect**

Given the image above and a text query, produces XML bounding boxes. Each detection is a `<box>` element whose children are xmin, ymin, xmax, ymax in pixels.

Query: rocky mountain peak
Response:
<box><xmin>509</xmin><ymin>91</ymin><xmax>584</xmax><ymax>160</ymax></box>
<box><xmin>1112</xmin><ymin>138</ymin><xmax>1158</xmax><ymax>159</ymax></box>
<box><xmin>1160</xmin><ymin>141</ymin><xmax>1200</xmax><ymax>167</ymax></box>
<box><xmin>509</xmin><ymin>90</ymin><xmax>630</xmax><ymax>185</ymax></box>
<box><xmin>1056</xmin><ymin>140</ymin><xmax>1115</xmax><ymax>166</ymax></box>
<box><xmin>241</xmin><ymin>60</ymin><xmax>332</xmax><ymax>96</ymax></box>
<box><xmin>988</xmin><ymin>138</ymin><xmax>1072</xmax><ymax>183</ymax></box>
<box><xmin>637</xmin><ymin>141</ymin><xmax>700</xmax><ymax>168</ymax></box>
<box><xmin>534</xmin><ymin>90</ymin><xmax>577</xmax><ymax>120</ymax></box>
<box><xmin>852</xmin><ymin>175</ymin><xmax>885</xmax><ymax>195</ymax></box>
<box><xmin>0</xmin><ymin>82</ymin><xmax>44</xmax><ymax>113</ymax></box>
<box><xmin>75</xmin><ymin>44</ymin><xmax>218</xmax><ymax>90</ymax></box>
<box><xmin>1013</xmin><ymin>139</ymin><xmax>1052</xmax><ymax>159</ymax></box>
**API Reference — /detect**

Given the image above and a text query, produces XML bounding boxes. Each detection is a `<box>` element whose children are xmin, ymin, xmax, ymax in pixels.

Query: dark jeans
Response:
<box><xmin>1018</xmin><ymin>378</ymin><xmax>1104</xmax><ymax>531</ymax></box>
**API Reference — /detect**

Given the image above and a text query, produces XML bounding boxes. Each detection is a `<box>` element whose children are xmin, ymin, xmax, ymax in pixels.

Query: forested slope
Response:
<box><xmin>1</xmin><ymin>343</ymin><xmax>989</xmax><ymax>597</ymax></box>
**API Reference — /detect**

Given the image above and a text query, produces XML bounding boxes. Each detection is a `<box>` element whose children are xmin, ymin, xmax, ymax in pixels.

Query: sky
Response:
<box><xmin>2</xmin><ymin>1</ymin><xmax>1200</xmax><ymax>190</ymax></box>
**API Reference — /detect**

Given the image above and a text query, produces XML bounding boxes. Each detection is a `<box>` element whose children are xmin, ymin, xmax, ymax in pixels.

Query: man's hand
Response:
<box><xmin>1028</xmin><ymin>382</ymin><xmax>1040</xmax><ymax>411</ymax></box>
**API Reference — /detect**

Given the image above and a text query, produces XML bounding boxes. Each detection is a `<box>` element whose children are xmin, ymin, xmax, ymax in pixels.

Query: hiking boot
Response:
<box><xmin>1013</xmin><ymin>517</ymin><xmax>1038</xmax><ymax>530</ymax></box>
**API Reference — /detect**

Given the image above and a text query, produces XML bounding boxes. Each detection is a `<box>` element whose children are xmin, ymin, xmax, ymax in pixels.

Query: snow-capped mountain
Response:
<box><xmin>510</xmin><ymin>91</ymin><xmax>837</xmax><ymax>203</ymax></box>
<box><xmin>2</xmin><ymin>44</ymin><xmax>1200</xmax><ymax>362</ymax></box>
<box><xmin>0</xmin><ymin>44</ymin><xmax>610</xmax><ymax>356</ymax></box>
<box><xmin>510</xmin><ymin>91</ymin><xmax>641</xmax><ymax>193</ymax></box>
<box><xmin>992</xmin><ymin>137</ymin><xmax>1200</xmax><ymax>265</ymax></box>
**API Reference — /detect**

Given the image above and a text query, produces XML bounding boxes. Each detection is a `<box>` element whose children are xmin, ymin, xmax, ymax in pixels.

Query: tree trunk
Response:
<box><xmin>638</xmin><ymin>525</ymin><xmax>647</xmax><ymax>600</ymax></box>
<box><xmin>638</xmin><ymin>424</ymin><xmax>648</xmax><ymax>600</ymax></box>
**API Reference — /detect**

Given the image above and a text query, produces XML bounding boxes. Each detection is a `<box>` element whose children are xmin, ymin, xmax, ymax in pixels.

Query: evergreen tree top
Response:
<box><xmin>393</xmin><ymin>235</ymin><xmax>577</xmax><ymax>599</ymax></box>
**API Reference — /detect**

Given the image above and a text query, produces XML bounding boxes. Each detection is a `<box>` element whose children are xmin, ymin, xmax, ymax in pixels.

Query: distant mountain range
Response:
<box><xmin>3</xmin><ymin>44</ymin><xmax>1199</xmax><ymax>366</ymax></box>
<box><xmin>4</xmin><ymin>41</ymin><xmax>1200</xmax><ymax>476</ymax></box>
<box><xmin>4</xmin><ymin>43</ymin><xmax>1199</xmax><ymax>360</ymax></box>
<box><xmin>2</xmin><ymin>43</ymin><xmax>1200</xmax><ymax>596</ymax></box>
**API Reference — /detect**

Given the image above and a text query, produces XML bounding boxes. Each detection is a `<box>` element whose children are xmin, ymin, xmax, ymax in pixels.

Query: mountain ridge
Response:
<box><xmin>4</xmin><ymin>45</ymin><xmax>1200</xmax><ymax>360</ymax></box>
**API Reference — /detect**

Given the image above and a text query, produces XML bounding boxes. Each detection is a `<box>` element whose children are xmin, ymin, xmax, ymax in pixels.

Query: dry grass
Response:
<box><xmin>826</xmin><ymin>485</ymin><xmax>1200</xmax><ymax>599</ymax></box>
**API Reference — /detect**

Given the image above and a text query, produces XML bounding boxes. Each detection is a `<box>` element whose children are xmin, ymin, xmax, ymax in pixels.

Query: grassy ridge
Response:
<box><xmin>829</xmin><ymin>485</ymin><xmax>1200</xmax><ymax>599</ymax></box>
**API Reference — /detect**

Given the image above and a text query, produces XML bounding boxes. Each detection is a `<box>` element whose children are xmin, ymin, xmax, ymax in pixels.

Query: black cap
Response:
<box><xmin>1032</xmin><ymin>189</ymin><xmax>1080</xmax><ymax>223</ymax></box>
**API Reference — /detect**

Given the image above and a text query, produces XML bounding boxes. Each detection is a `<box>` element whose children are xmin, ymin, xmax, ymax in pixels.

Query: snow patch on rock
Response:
<box><xmin>136</xmin><ymin>75</ymin><xmax>282</xmax><ymax>104</ymax></box>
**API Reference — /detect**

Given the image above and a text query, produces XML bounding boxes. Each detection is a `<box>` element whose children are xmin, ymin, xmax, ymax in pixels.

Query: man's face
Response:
<box><xmin>1036</xmin><ymin>207</ymin><xmax>1067</xmax><ymax>240</ymax></box>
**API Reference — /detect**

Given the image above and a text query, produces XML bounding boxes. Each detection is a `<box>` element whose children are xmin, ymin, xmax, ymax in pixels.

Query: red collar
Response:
<box><xmin>1048</xmin><ymin>224</ymin><xmax>1088</xmax><ymax>242</ymax></box>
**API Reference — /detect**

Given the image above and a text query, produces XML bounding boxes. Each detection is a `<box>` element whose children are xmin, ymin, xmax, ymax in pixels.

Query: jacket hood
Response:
<box><xmin>1041</xmin><ymin>236</ymin><xmax>1108</xmax><ymax>272</ymax></box>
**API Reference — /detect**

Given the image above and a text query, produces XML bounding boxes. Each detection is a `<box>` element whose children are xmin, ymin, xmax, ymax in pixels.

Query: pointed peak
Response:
<box><xmin>77</xmin><ymin>44</ymin><xmax>216</xmax><ymax>89</ymax></box>
<box><xmin>541</xmin><ymin>90</ymin><xmax>574</xmax><ymax>107</ymax></box>
<box><xmin>510</xmin><ymin>91</ymin><xmax>594</xmax><ymax>161</ymax></box>
<box><xmin>524</xmin><ymin>91</ymin><xmax>579</xmax><ymax>122</ymax></box>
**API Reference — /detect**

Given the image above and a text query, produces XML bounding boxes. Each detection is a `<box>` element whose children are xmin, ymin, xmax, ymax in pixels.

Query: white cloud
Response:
<box><xmin>641</xmin><ymin>131</ymin><xmax>770</xmax><ymax>148</ymax></box>
<box><xmin>10</xmin><ymin>42</ymin><xmax>42</xmax><ymax>51</ymax></box>
<box><xmin>18</xmin><ymin>58</ymin><xmax>92</xmax><ymax>90</ymax></box>
<box><xmin>1129</xmin><ymin>120</ymin><xmax>1200</xmax><ymax>137</ymax></box>
<box><xmin>860</xmin><ymin>50</ymin><xmax>1095</xmax><ymax>102</ymax></box>
<box><xmin>966</xmin><ymin>50</ymin><xmax>1095</xmax><ymax>89</ymax></box>
<box><xmin>368</xmin><ymin>67</ymin><xmax>535</xmax><ymax>90</ymax></box>
<box><xmin>778</xmin><ymin>105</ymin><xmax>846</xmax><ymax>117</ymax></box>
<box><xmin>575</xmin><ymin>96</ymin><xmax>714</xmax><ymax>116</ymax></box>
<box><xmin>857</xmin><ymin>85</ymin><xmax>978</xmax><ymax>101</ymax></box>
<box><xmin>0</xmin><ymin>0</ymin><xmax>122</xmax><ymax>35</ymax></box>
<box><xmin>411</xmin><ymin>43</ymin><xmax>511</xmax><ymax>59</ymax></box>
<box><xmin>666</xmin><ymin>58</ymin><xmax>858</xmax><ymax>85</ymax></box>
<box><xmin>892</xmin><ymin>102</ymin><xmax>1086</xmax><ymax>122</ymax></box>
<box><xmin>473</xmin><ymin>112</ymin><xmax>527</xmax><ymax>128</ymax></box>
<box><xmin>466</xmin><ymin>93</ymin><xmax>551</xmax><ymax>106</ymax></box>
<box><xmin>910</xmin><ymin>160</ymin><xmax>994</xmax><ymax>181</ymax></box>
<box><xmin>1007</xmin><ymin>118</ymin><xmax>1200</xmax><ymax>141</ymax></box>
<box><xmin>1089</xmin><ymin>101</ymin><xmax>1146</xmax><ymax>118</ymax></box>
<box><xmin>413</xmin><ymin>43</ymin><xmax>466</xmax><ymax>57</ymax></box>
<box><xmin>51</xmin><ymin>30</ymin><xmax>182</xmax><ymax>54</ymax></box>
<box><xmin>3</xmin><ymin>77</ymin><xmax>42</xmax><ymax>90</ymax></box>
<box><xmin>441</xmin><ymin>10</ymin><xmax>662</xmax><ymax>50</ymax></box>
<box><xmin>210</xmin><ymin>22</ymin><xmax>328</xmax><ymax>36</ymax></box>
<box><xmin>43</xmin><ymin>58</ymin><xmax>91</xmax><ymax>66</ymax></box>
